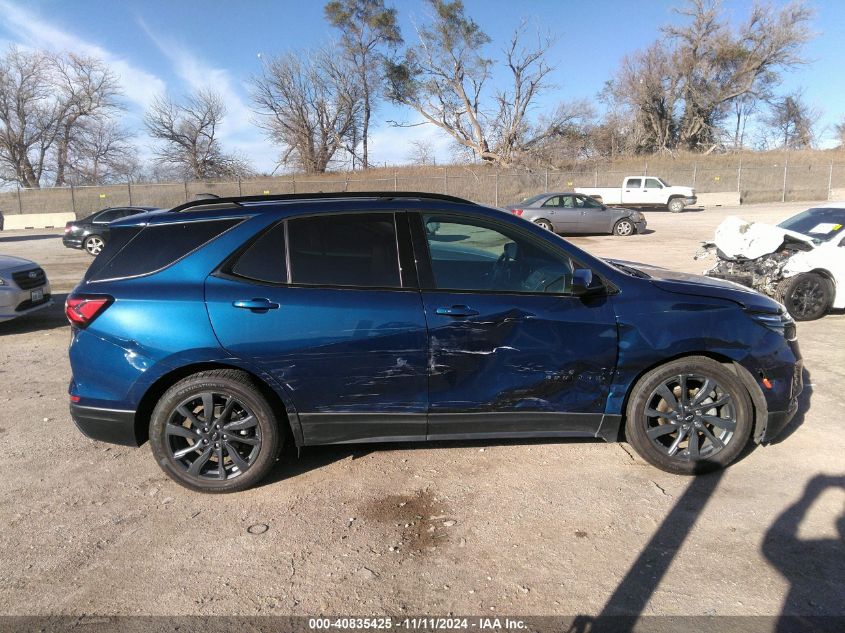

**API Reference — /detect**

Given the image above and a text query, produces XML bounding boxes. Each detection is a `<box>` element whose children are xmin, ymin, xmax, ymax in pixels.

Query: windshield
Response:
<box><xmin>778</xmin><ymin>208</ymin><xmax>845</xmax><ymax>243</ymax></box>
<box><xmin>520</xmin><ymin>194</ymin><xmax>547</xmax><ymax>205</ymax></box>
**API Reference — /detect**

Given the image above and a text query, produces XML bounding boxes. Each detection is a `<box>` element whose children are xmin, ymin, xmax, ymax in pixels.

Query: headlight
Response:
<box><xmin>747</xmin><ymin>310</ymin><xmax>796</xmax><ymax>341</ymax></box>
<box><xmin>0</xmin><ymin>278</ymin><xmax>6</xmax><ymax>286</ymax></box>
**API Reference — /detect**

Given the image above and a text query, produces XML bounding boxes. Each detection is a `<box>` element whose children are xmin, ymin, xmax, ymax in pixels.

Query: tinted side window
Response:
<box><xmin>93</xmin><ymin>209</ymin><xmax>121</xmax><ymax>223</ymax></box>
<box><xmin>89</xmin><ymin>218</ymin><xmax>242</xmax><ymax>281</ymax></box>
<box><xmin>645</xmin><ymin>178</ymin><xmax>663</xmax><ymax>189</ymax></box>
<box><xmin>627</xmin><ymin>178</ymin><xmax>642</xmax><ymax>188</ymax></box>
<box><xmin>422</xmin><ymin>214</ymin><xmax>575</xmax><ymax>294</ymax></box>
<box><xmin>230</xmin><ymin>222</ymin><xmax>287</xmax><ymax>284</ymax></box>
<box><xmin>542</xmin><ymin>196</ymin><xmax>561</xmax><ymax>207</ymax></box>
<box><xmin>288</xmin><ymin>213</ymin><xmax>401</xmax><ymax>288</ymax></box>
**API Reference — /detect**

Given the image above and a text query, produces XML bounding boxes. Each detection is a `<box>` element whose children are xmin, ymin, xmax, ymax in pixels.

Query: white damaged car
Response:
<box><xmin>697</xmin><ymin>202</ymin><xmax>845</xmax><ymax>321</ymax></box>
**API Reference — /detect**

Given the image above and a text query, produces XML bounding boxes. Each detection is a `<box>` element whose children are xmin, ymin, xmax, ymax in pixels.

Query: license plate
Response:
<box><xmin>31</xmin><ymin>288</ymin><xmax>43</xmax><ymax>302</ymax></box>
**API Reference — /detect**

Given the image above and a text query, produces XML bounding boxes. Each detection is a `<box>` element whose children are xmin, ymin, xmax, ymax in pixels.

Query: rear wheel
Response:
<box><xmin>534</xmin><ymin>219</ymin><xmax>554</xmax><ymax>231</ymax></box>
<box><xmin>625</xmin><ymin>357</ymin><xmax>752</xmax><ymax>475</ymax></box>
<box><xmin>667</xmin><ymin>198</ymin><xmax>685</xmax><ymax>213</ymax></box>
<box><xmin>613</xmin><ymin>218</ymin><xmax>635</xmax><ymax>236</ymax></box>
<box><xmin>775</xmin><ymin>273</ymin><xmax>833</xmax><ymax>321</ymax></box>
<box><xmin>84</xmin><ymin>235</ymin><xmax>104</xmax><ymax>256</ymax></box>
<box><xmin>149</xmin><ymin>370</ymin><xmax>282</xmax><ymax>493</ymax></box>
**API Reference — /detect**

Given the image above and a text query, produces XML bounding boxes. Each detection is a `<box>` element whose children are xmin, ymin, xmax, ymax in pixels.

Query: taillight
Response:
<box><xmin>64</xmin><ymin>225</ymin><xmax>72</xmax><ymax>233</ymax></box>
<box><xmin>65</xmin><ymin>295</ymin><xmax>112</xmax><ymax>328</ymax></box>
<box><xmin>511</xmin><ymin>209</ymin><xmax>524</xmax><ymax>216</ymax></box>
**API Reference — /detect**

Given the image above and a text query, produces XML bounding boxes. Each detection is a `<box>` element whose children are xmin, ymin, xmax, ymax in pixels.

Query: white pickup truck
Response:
<box><xmin>576</xmin><ymin>176</ymin><xmax>697</xmax><ymax>213</ymax></box>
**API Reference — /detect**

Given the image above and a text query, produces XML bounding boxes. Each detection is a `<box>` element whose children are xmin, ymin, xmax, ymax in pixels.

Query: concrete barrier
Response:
<box><xmin>697</xmin><ymin>192</ymin><xmax>741</xmax><ymax>207</ymax></box>
<box><xmin>2</xmin><ymin>212</ymin><xmax>76</xmax><ymax>230</ymax></box>
<box><xmin>829</xmin><ymin>189</ymin><xmax>845</xmax><ymax>201</ymax></box>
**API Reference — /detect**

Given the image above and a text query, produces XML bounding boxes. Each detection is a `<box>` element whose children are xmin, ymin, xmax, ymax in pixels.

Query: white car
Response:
<box><xmin>576</xmin><ymin>176</ymin><xmax>697</xmax><ymax>213</ymax></box>
<box><xmin>698</xmin><ymin>202</ymin><xmax>845</xmax><ymax>321</ymax></box>
<box><xmin>0</xmin><ymin>255</ymin><xmax>53</xmax><ymax>323</ymax></box>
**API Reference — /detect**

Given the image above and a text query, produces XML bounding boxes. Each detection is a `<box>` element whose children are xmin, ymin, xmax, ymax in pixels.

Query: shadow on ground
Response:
<box><xmin>0</xmin><ymin>233</ymin><xmax>61</xmax><ymax>243</ymax></box>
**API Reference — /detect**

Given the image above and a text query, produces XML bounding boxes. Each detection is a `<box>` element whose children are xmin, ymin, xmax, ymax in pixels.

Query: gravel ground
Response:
<box><xmin>0</xmin><ymin>201</ymin><xmax>842</xmax><ymax>619</ymax></box>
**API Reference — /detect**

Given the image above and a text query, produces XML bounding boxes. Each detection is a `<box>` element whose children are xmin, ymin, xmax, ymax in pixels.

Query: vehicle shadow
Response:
<box><xmin>566</xmin><ymin>468</ymin><xmax>726</xmax><ymax>632</ymax></box>
<box><xmin>0</xmin><ymin>293</ymin><xmax>69</xmax><ymax>335</ymax></box>
<box><xmin>0</xmin><ymin>233</ymin><xmax>61</xmax><ymax>243</ymax></box>
<box><xmin>262</xmin><ymin>436</ymin><xmax>600</xmax><ymax>487</ymax></box>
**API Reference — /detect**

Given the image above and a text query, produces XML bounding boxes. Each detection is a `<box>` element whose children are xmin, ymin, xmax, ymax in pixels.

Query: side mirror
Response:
<box><xmin>572</xmin><ymin>268</ymin><xmax>596</xmax><ymax>296</ymax></box>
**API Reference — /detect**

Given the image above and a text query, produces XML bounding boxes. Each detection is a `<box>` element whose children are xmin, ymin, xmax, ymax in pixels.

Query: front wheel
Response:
<box><xmin>625</xmin><ymin>356</ymin><xmax>752</xmax><ymax>475</ymax></box>
<box><xmin>613</xmin><ymin>218</ymin><xmax>635</xmax><ymax>236</ymax></box>
<box><xmin>667</xmin><ymin>198</ymin><xmax>685</xmax><ymax>213</ymax></box>
<box><xmin>149</xmin><ymin>369</ymin><xmax>283</xmax><ymax>493</ymax></box>
<box><xmin>83</xmin><ymin>235</ymin><xmax>104</xmax><ymax>256</ymax></box>
<box><xmin>534</xmin><ymin>219</ymin><xmax>554</xmax><ymax>231</ymax></box>
<box><xmin>775</xmin><ymin>273</ymin><xmax>833</xmax><ymax>321</ymax></box>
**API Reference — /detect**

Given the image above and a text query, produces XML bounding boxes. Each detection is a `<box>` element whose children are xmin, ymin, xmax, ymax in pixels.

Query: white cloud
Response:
<box><xmin>0</xmin><ymin>0</ymin><xmax>166</xmax><ymax>112</ymax></box>
<box><xmin>137</xmin><ymin>18</ymin><xmax>276</xmax><ymax>173</ymax></box>
<box><xmin>367</xmin><ymin>114</ymin><xmax>456</xmax><ymax>166</ymax></box>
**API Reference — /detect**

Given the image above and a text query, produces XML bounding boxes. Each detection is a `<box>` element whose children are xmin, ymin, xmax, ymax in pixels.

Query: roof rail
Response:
<box><xmin>168</xmin><ymin>191</ymin><xmax>476</xmax><ymax>213</ymax></box>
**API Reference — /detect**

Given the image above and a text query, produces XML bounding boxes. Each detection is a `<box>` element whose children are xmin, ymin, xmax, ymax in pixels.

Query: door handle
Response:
<box><xmin>233</xmin><ymin>298</ymin><xmax>280</xmax><ymax>312</ymax></box>
<box><xmin>436</xmin><ymin>305</ymin><xmax>479</xmax><ymax>317</ymax></box>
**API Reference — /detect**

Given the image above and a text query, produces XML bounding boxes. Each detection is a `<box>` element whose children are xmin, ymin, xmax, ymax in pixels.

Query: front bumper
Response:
<box><xmin>70</xmin><ymin>402</ymin><xmax>140</xmax><ymax>446</ymax></box>
<box><xmin>684</xmin><ymin>196</ymin><xmax>698</xmax><ymax>206</ymax></box>
<box><xmin>0</xmin><ymin>283</ymin><xmax>52</xmax><ymax>323</ymax></box>
<box><xmin>764</xmin><ymin>398</ymin><xmax>800</xmax><ymax>442</ymax></box>
<box><xmin>634</xmin><ymin>219</ymin><xmax>647</xmax><ymax>233</ymax></box>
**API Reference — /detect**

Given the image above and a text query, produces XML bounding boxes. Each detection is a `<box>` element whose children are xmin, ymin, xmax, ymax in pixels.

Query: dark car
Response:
<box><xmin>503</xmin><ymin>193</ymin><xmax>646</xmax><ymax>236</ymax></box>
<box><xmin>63</xmin><ymin>206</ymin><xmax>160</xmax><ymax>256</ymax></box>
<box><xmin>66</xmin><ymin>192</ymin><xmax>801</xmax><ymax>493</ymax></box>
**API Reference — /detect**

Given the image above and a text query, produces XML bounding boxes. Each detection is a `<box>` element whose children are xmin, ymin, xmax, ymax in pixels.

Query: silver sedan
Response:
<box><xmin>503</xmin><ymin>192</ymin><xmax>647</xmax><ymax>236</ymax></box>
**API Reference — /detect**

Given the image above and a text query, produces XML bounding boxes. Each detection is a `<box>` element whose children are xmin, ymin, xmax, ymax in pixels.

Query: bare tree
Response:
<box><xmin>835</xmin><ymin>118</ymin><xmax>845</xmax><ymax>149</ymax></box>
<box><xmin>386</xmin><ymin>1</ymin><xmax>558</xmax><ymax>166</ymax></box>
<box><xmin>0</xmin><ymin>47</ymin><xmax>61</xmax><ymax>187</ymax></box>
<box><xmin>66</xmin><ymin>120</ymin><xmax>135</xmax><ymax>184</ymax></box>
<box><xmin>145</xmin><ymin>89</ymin><xmax>252</xmax><ymax>180</ymax></box>
<box><xmin>325</xmin><ymin>0</ymin><xmax>403</xmax><ymax>169</ymax></box>
<box><xmin>405</xmin><ymin>139</ymin><xmax>435</xmax><ymax>165</ymax></box>
<box><xmin>607</xmin><ymin>0</ymin><xmax>813</xmax><ymax>154</ymax></box>
<box><xmin>761</xmin><ymin>91</ymin><xmax>819</xmax><ymax>150</ymax></box>
<box><xmin>251</xmin><ymin>49</ymin><xmax>361</xmax><ymax>174</ymax></box>
<box><xmin>52</xmin><ymin>53</ymin><xmax>122</xmax><ymax>186</ymax></box>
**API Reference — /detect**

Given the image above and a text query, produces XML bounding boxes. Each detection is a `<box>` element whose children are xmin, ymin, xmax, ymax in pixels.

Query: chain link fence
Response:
<box><xmin>2</xmin><ymin>161</ymin><xmax>844</xmax><ymax>218</ymax></box>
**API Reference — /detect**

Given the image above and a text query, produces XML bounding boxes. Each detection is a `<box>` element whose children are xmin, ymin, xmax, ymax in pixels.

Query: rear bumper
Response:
<box><xmin>70</xmin><ymin>403</ymin><xmax>140</xmax><ymax>446</ymax></box>
<box><xmin>62</xmin><ymin>236</ymin><xmax>84</xmax><ymax>248</ymax></box>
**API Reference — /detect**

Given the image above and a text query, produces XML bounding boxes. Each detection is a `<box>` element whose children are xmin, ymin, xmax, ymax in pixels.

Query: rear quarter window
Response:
<box><xmin>87</xmin><ymin>218</ymin><xmax>242</xmax><ymax>281</ymax></box>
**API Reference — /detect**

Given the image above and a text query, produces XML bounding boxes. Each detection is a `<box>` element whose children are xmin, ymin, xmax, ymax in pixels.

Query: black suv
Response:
<box><xmin>63</xmin><ymin>206</ymin><xmax>160</xmax><ymax>256</ymax></box>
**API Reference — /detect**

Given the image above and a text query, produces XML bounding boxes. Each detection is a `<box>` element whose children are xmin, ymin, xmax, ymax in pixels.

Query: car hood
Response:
<box><xmin>606</xmin><ymin>258</ymin><xmax>782</xmax><ymax>312</ymax></box>
<box><xmin>709</xmin><ymin>216</ymin><xmax>815</xmax><ymax>260</ymax></box>
<box><xmin>0</xmin><ymin>254</ymin><xmax>37</xmax><ymax>270</ymax></box>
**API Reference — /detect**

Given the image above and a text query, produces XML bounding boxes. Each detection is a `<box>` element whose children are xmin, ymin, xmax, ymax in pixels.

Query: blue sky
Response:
<box><xmin>1</xmin><ymin>0</ymin><xmax>843</xmax><ymax>173</ymax></box>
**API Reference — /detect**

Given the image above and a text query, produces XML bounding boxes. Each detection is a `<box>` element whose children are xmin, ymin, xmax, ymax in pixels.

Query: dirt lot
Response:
<box><xmin>0</xmin><ymin>201</ymin><xmax>842</xmax><ymax>620</ymax></box>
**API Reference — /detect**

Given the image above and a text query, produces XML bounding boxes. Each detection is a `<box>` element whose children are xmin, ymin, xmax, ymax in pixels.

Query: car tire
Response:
<box><xmin>667</xmin><ymin>198</ymin><xmax>685</xmax><ymax>213</ymax></box>
<box><xmin>624</xmin><ymin>356</ymin><xmax>753</xmax><ymax>475</ymax></box>
<box><xmin>613</xmin><ymin>218</ymin><xmax>635</xmax><ymax>236</ymax></box>
<box><xmin>534</xmin><ymin>219</ymin><xmax>554</xmax><ymax>231</ymax></box>
<box><xmin>83</xmin><ymin>235</ymin><xmax>105</xmax><ymax>256</ymax></box>
<box><xmin>775</xmin><ymin>273</ymin><xmax>833</xmax><ymax>321</ymax></box>
<box><xmin>149</xmin><ymin>369</ymin><xmax>283</xmax><ymax>493</ymax></box>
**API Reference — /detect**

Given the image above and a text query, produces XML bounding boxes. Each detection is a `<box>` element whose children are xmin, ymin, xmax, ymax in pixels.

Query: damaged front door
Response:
<box><xmin>413</xmin><ymin>212</ymin><xmax>619</xmax><ymax>439</ymax></box>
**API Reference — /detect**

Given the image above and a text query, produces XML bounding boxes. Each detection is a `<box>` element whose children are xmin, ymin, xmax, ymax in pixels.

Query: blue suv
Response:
<box><xmin>66</xmin><ymin>193</ymin><xmax>803</xmax><ymax>492</ymax></box>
